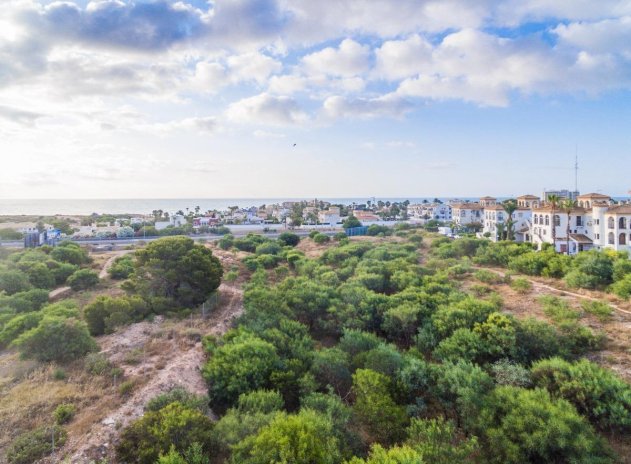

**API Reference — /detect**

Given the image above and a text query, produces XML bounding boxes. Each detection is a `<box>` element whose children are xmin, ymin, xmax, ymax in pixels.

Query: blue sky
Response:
<box><xmin>0</xmin><ymin>0</ymin><xmax>630</xmax><ymax>199</ymax></box>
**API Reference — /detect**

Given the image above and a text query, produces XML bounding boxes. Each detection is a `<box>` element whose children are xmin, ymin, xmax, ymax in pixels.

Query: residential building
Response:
<box><xmin>318</xmin><ymin>207</ymin><xmax>341</xmax><ymax>225</ymax></box>
<box><xmin>516</xmin><ymin>195</ymin><xmax>540</xmax><ymax>208</ymax></box>
<box><xmin>451</xmin><ymin>203</ymin><xmax>484</xmax><ymax>227</ymax></box>
<box><xmin>482</xmin><ymin>204</ymin><xmax>532</xmax><ymax>242</ymax></box>
<box><xmin>408</xmin><ymin>203</ymin><xmax>452</xmax><ymax>222</ymax></box>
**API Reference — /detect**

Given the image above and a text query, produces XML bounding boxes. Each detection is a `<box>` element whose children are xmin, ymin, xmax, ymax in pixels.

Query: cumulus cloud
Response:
<box><xmin>191</xmin><ymin>51</ymin><xmax>282</xmax><ymax>92</ymax></box>
<box><xmin>226</xmin><ymin>93</ymin><xmax>308</xmax><ymax>125</ymax></box>
<box><xmin>302</xmin><ymin>39</ymin><xmax>370</xmax><ymax>77</ymax></box>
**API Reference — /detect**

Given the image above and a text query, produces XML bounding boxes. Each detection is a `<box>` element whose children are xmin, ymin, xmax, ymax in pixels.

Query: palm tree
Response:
<box><xmin>547</xmin><ymin>194</ymin><xmax>561</xmax><ymax>252</ymax></box>
<box><xmin>502</xmin><ymin>199</ymin><xmax>518</xmax><ymax>241</ymax></box>
<box><xmin>561</xmin><ymin>198</ymin><xmax>577</xmax><ymax>255</ymax></box>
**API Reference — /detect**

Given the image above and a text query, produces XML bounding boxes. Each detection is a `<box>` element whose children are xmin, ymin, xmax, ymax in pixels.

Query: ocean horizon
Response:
<box><xmin>1</xmin><ymin>196</ymin><xmax>628</xmax><ymax>216</ymax></box>
<box><xmin>0</xmin><ymin>197</ymin><xmax>476</xmax><ymax>216</ymax></box>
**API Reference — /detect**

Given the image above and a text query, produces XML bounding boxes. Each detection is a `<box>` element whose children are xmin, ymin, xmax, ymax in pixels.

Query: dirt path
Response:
<box><xmin>62</xmin><ymin>281</ymin><xmax>245</xmax><ymax>463</ymax></box>
<box><xmin>48</xmin><ymin>250</ymin><xmax>133</xmax><ymax>300</ymax></box>
<box><xmin>98</xmin><ymin>250</ymin><xmax>133</xmax><ymax>279</ymax></box>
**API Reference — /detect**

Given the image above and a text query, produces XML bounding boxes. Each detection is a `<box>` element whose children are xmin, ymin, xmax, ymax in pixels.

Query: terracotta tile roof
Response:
<box><xmin>569</xmin><ymin>234</ymin><xmax>593</xmax><ymax>244</ymax></box>
<box><xmin>606</xmin><ymin>205</ymin><xmax>631</xmax><ymax>214</ymax></box>
<box><xmin>517</xmin><ymin>194</ymin><xmax>539</xmax><ymax>199</ymax></box>
<box><xmin>577</xmin><ymin>193</ymin><xmax>611</xmax><ymax>199</ymax></box>
<box><xmin>452</xmin><ymin>203</ymin><xmax>484</xmax><ymax>210</ymax></box>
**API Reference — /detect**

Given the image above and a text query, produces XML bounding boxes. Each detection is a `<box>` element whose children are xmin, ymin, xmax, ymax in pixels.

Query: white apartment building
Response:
<box><xmin>408</xmin><ymin>203</ymin><xmax>452</xmax><ymax>222</ymax></box>
<box><xmin>451</xmin><ymin>203</ymin><xmax>484</xmax><ymax>227</ymax></box>
<box><xmin>318</xmin><ymin>207</ymin><xmax>341</xmax><ymax>225</ymax></box>
<box><xmin>482</xmin><ymin>204</ymin><xmax>532</xmax><ymax>242</ymax></box>
<box><xmin>528</xmin><ymin>193</ymin><xmax>630</xmax><ymax>254</ymax></box>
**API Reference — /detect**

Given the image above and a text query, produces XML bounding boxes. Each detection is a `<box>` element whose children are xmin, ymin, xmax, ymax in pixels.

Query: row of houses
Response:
<box><xmin>451</xmin><ymin>193</ymin><xmax>630</xmax><ymax>254</ymax></box>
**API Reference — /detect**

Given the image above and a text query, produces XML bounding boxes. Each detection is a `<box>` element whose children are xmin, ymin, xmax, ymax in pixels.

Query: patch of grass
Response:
<box><xmin>123</xmin><ymin>348</ymin><xmax>143</xmax><ymax>365</ymax></box>
<box><xmin>118</xmin><ymin>380</ymin><xmax>136</xmax><ymax>397</ymax></box>
<box><xmin>539</xmin><ymin>295</ymin><xmax>581</xmax><ymax>323</ymax></box>
<box><xmin>84</xmin><ymin>353</ymin><xmax>112</xmax><ymax>376</ymax></box>
<box><xmin>580</xmin><ymin>300</ymin><xmax>614</xmax><ymax>322</ymax></box>
<box><xmin>510</xmin><ymin>278</ymin><xmax>532</xmax><ymax>294</ymax></box>
<box><xmin>474</xmin><ymin>269</ymin><xmax>504</xmax><ymax>285</ymax></box>
<box><xmin>52</xmin><ymin>368</ymin><xmax>67</xmax><ymax>381</ymax></box>
<box><xmin>225</xmin><ymin>270</ymin><xmax>238</xmax><ymax>282</ymax></box>
<box><xmin>470</xmin><ymin>284</ymin><xmax>492</xmax><ymax>297</ymax></box>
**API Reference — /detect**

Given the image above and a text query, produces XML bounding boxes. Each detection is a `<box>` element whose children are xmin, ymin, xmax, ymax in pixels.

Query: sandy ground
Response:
<box><xmin>55</xmin><ymin>255</ymin><xmax>246</xmax><ymax>463</ymax></box>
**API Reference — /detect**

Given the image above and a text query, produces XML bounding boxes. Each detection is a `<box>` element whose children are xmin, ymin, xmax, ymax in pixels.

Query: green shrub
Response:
<box><xmin>6</xmin><ymin>425</ymin><xmax>67</xmax><ymax>464</ymax></box>
<box><xmin>225</xmin><ymin>270</ymin><xmax>238</xmax><ymax>282</ymax></box>
<box><xmin>277</xmin><ymin>232</ymin><xmax>300</xmax><ymax>247</ymax></box>
<box><xmin>52</xmin><ymin>368</ymin><xmax>67</xmax><ymax>381</ymax></box>
<box><xmin>510</xmin><ymin>277</ymin><xmax>532</xmax><ymax>294</ymax></box>
<box><xmin>84</xmin><ymin>352</ymin><xmax>113</xmax><ymax>375</ymax></box>
<box><xmin>53</xmin><ymin>403</ymin><xmax>76</xmax><ymax>424</ymax></box>
<box><xmin>116</xmin><ymin>402</ymin><xmax>214</xmax><ymax>464</ymax></box>
<box><xmin>473</xmin><ymin>270</ymin><xmax>503</xmax><ymax>284</ymax></box>
<box><xmin>610</xmin><ymin>275</ymin><xmax>631</xmax><ymax>299</ymax></box>
<box><xmin>313</xmin><ymin>233</ymin><xmax>331</xmax><ymax>244</ymax></box>
<box><xmin>580</xmin><ymin>300</ymin><xmax>613</xmax><ymax>322</ymax></box>
<box><xmin>538</xmin><ymin>296</ymin><xmax>580</xmax><ymax>323</ymax></box>
<box><xmin>108</xmin><ymin>255</ymin><xmax>135</xmax><ymax>279</ymax></box>
<box><xmin>119</xmin><ymin>380</ymin><xmax>136</xmax><ymax>396</ymax></box>
<box><xmin>67</xmin><ymin>269</ymin><xmax>99</xmax><ymax>291</ymax></box>
<box><xmin>532</xmin><ymin>357</ymin><xmax>631</xmax><ymax>431</ymax></box>
<box><xmin>145</xmin><ymin>387</ymin><xmax>209</xmax><ymax>414</ymax></box>
<box><xmin>0</xmin><ymin>269</ymin><xmax>31</xmax><ymax>295</ymax></box>
<box><xmin>13</xmin><ymin>316</ymin><xmax>98</xmax><ymax>363</ymax></box>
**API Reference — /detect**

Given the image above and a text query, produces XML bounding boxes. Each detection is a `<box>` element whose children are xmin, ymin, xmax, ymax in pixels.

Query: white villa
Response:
<box><xmin>408</xmin><ymin>203</ymin><xmax>452</xmax><ymax>222</ymax></box>
<box><xmin>451</xmin><ymin>202</ymin><xmax>484</xmax><ymax>227</ymax></box>
<box><xmin>318</xmin><ymin>207</ymin><xmax>341</xmax><ymax>225</ymax></box>
<box><xmin>482</xmin><ymin>204</ymin><xmax>532</xmax><ymax>243</ymax></box>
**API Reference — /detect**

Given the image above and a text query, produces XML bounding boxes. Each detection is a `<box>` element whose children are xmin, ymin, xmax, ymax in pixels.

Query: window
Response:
<box><xmin>596</xmin><ymin>219</ymin><xmax>600</xmax><ymax>225</ymax></box>
<box><xmin>545</xmin><ymin>215</ymin><xmax>550</xmax><ymax>226</ymax></box>
<box><xmin>534</xmin><ymin>215</ymin><xmax>538</xmax><ymax>224</ymax></box>
<box><xmin>608</xmin><ymin>232</ymin><xmax>615</xmax><ymax>245</ymax></box>
<box><xmin>620</xmin><ymin>233</ymin><xmax>627</xmax><ymax>245</ymax></box>
<box><xmin>608</xmin><ymin>217</ymin><xmax>615</xmax><ymax>229</ymax></box>
<box><xmin>620</xmin><ymin>217</ymin><xmax>627</xmax><ymax>229</ymax></box>
<box><xmin>554</xmin><ymin>215</ymin><xmax>560</xmax><ymax>226</ymax></box>
<box><xmin>576</xmin><ymin>216</ymin><xmax>582</xmax><ymax>227</ymax></box>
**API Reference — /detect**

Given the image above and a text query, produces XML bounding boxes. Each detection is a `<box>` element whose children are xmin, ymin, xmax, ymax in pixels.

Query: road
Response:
<box><xmin>0</xmin><ymin>229</ymin><xmax>342</xmax><ymax>249</ymax></box>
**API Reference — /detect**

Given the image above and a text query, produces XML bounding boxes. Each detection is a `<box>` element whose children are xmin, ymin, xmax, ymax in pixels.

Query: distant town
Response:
<box><xmin>2</xmin><ymin>189</ymin><xmax>630</xmax><ymax>255</ymax></box>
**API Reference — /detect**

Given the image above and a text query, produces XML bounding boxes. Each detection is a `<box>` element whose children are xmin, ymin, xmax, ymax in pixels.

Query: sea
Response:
<box><xmin>0</xmin><ymin>198</ymin><xmax>472</xmax><ymax>216</ymax></box>
<box><xmin>1</xmin><ymin>196</ymin><xmax>628</xmax><ymax>217</ymax></box>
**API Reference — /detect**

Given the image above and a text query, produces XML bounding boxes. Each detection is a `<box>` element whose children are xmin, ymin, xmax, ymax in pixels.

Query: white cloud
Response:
<box><xmin>191</xmin><ymin>52</ymin><xmax>282</xmax><ymax>92</ymax></box>
<box><xmin>374</xmin><ymin>35</ymin><xmax>433</xmax><ymax>80</ymax></box>
<box><xmin>253</xmin><ymin>129</ymin><xmax>286</xmax><ymax>138</ymax></box>
<box><xmin>323</xmin><ymin>95</ymin><xmax>412</xmax><ymax>119</ymax></box>
<box><xmin>226</xmin><ymin>93</ymin><xmax>308</xmax><ymax>125</ymax></box>
<box><xmin>301</xmin><ymin>39</ymin><xmax>370</xmax><ymax>77</ymax></box>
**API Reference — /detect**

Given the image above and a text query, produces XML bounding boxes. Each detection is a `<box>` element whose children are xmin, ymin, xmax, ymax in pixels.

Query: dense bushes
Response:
<box><xmin>107</xmin><ymin>254</ymin><xmax>135</xmax><ymax>279</ymax></box>
<box><xmin>67</xmin><ymin>269</ymin><xmax>99</xmax><ymax>291</ymax></box>
<box><xmin>13</xmin><ymin>315</ymin><xmax>97</xmax><ymax>363</ymax></box>
<box><xmin>531</xmin><ymin>358</ymin><xmax>631</xmax><ymax>431</ymax></box>
<box><xmin>6</xmin><ymin>425</ymin><xmax>66</xmax><ymax>464</ymax></box>
<box><xmin>116</xmin><ymin>402</ymin><xmax>214</xmax><ymax>464</ymax></box>
<box><xmin>126</xmin><ymin>236</ymin><xmax>222</xmax><ymax>307</ymax></box>
<box><xmin>83</xmin><ymin>295</ymin><xmax>150</xmax><ymax>335</ymax></box>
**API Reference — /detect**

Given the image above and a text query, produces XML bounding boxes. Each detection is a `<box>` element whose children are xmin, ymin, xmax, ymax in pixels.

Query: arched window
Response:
<box><xmin>545</xmin><ymin>215</ymin><xmax>550</xmax><ymax>226</ymax></box>
<box><xmin>554</xmin><ymin>215</ymin><xmax>560</xmax><ymax>226</ymax></box>
<box><xmin>608</xmin><ymin>232</ymin><xmax>615</xmax><ymax>245</ymax></box>
<box><xmin>620</xmin><ymin>217</ymin><xmax>627</xmax><ymax>229</ymax></box>
<box><xmin>620</xmin><ymin>233</ymin><xmax>627</xmax><ymax>245</ymax></box>
<box><xmin>608</xmin><ymin>217</ymin><xmax>615</xmax><ymax>229</ymax></box>
<box><xmin>534</xmin><ymin>215</ymin><xmax>538</xmax><ymax>224</ymax></box>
